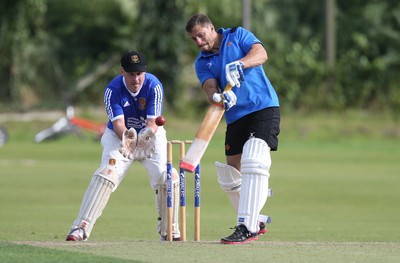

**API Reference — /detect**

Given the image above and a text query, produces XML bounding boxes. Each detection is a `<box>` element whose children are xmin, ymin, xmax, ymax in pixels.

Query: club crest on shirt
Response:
<box><xmin>138</xmin><ymin>97</ymin><xmax>146</xmax><ymax>110</ymax></box>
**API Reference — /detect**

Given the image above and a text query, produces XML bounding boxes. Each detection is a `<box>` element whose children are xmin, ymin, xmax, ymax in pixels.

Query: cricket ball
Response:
<box><xmin>155</xmin><ymin>116</ymin><xmax>166</xmax><ymax>126</ymax></box>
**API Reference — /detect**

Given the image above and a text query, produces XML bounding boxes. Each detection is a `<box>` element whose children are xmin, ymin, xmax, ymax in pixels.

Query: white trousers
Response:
<box><xmin>98</xmin><ymin>127</ymin><xmax>167</xmax><ymax>190</ymax></box>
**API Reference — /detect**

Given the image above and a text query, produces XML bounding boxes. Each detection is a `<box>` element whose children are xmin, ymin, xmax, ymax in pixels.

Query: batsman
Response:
<box><xmin>186</xmin><ymin>14</ymin><xmax>281</xmax><ymax>244</ymax></box>
<box><xmin>66</xmin><ymin>51</ymin><xmax>181</xmax><ymax>241</ymax></box>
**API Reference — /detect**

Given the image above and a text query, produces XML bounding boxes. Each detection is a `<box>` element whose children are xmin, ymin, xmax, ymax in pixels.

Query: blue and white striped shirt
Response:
<box><xmin>104</xmin><ymin>73</ymin><xmax>164</xmax><ymax>133</ymax></box>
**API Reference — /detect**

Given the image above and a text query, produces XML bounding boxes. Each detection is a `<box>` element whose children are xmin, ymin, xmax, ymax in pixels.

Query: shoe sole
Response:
<box><xmin>66</xmin><ymin>235</ymin><xmax>79</xmax><ymax>241</ymax></box>
<box><xmin>160</xmin><ymin>236</ymin><xmax>181</xmax><ymax>241</ymax></box>
<box><xmin>161</xmin><ymin>238</ymin><xmax>181</xmax><ymax>241</ymax></box>
<box><xmin>66</xmin><ymin>235</ymin><xmax>86</xmax><ymax>241</ymax></box>
<box><xmin>220</xmin><ymin>236</ymin><xmax>258</xmax><ymax>245</ymax></box>
<box><xmin>257</xmin><ymin>228</ymin><xmax>267</xmax><ymax>236</ymax></box>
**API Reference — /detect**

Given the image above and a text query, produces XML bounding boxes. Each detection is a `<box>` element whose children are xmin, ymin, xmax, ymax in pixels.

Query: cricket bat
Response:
<box><xmin>180</xmin><ymin>84</ymin><xmax>232</xmax><ymax>172</ymax></box>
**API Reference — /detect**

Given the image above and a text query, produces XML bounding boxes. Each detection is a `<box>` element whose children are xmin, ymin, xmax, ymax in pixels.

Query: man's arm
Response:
<box><xmin>112</xmin><ymin>118</ymin><xmax>127</xmax><ymax>140</ymax></box>
<box><xmin>225</xmin><ymin>43</ymin><xmax>268</xmax><ymax>88</ymax></box>
<box><xmin>202</xmin><ymin>78</ymin><xmax>220</xmax><ymax>104</ymax></box>
<box><xmin>146</xmin><ymin>118</ymin><xmax>158</xmax><ymax>133</ymax></box>
<box><xmin>240</xmin><ymin>43</ymin><xmax>268</xmax><ymax>69</ymax></box>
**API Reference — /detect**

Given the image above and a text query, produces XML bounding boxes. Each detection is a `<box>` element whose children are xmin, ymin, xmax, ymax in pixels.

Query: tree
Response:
<box><xmin>0</xmin><ymin>0</ymin><xmax>47</xmax><ymax>107</ymax></box>
<box><xmin>335</xmin><ymin>0</ymin><xmax>400</xmax><ymax>111</ymax></box>
<box><xmin>43</xmin><ymin>0</ymin><xmax>132</xmax><ymax>105</ymax></box>
<box><xmin>1</xmin><ymin>0</ymin><xmax>399</xmax><ymax>114</ymax></box>
<box><xmin>132</xmin><ymin>0</ymin><xmax>189</xmax><ymax>109</ymax></box>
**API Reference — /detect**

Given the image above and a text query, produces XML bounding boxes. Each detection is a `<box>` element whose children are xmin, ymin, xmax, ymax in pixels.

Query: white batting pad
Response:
<box><xmin>237</xmin><ymin>137</ymin><xmax>271</xmax><ymax>233</ymax></box>
<box><xmin>215</xmin><ymin>162</ymin><xmax>242</xmax><ymax>211</ymax></box>
<box><xmin>156</xmin><ymin>168</ymin><xmax>180</xmax><ymax>239</ymax></box>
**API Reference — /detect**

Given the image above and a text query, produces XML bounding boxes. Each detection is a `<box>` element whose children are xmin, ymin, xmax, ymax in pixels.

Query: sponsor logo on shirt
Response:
<box><xmin>207</xmin><ymin>60</ymin><xmax>213</xmax><ymax>69</ymax></box>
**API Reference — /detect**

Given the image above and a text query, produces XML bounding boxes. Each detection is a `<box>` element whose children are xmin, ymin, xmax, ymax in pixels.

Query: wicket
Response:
<box><xmin>166</xmin><ymin>140</ymin><xmax>200</xmax><ymax>241</ymax></box>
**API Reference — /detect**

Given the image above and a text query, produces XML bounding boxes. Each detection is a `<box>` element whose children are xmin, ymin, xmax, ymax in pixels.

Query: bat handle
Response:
<box><xmin>223</xmin><ymin>83</ymin><xmax>233</xmax><ymax>93</ymax></box>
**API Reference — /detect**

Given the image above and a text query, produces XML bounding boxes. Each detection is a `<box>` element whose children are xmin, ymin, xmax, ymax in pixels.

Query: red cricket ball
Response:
<box><xmin>155</xmin><ymin>116</ymin><xmax>166</xmax><ymax>126</ymax></box>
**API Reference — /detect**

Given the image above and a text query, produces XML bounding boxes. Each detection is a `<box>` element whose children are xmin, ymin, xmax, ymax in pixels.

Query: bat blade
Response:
<box><xmin>180</xmin><ymin>84</ymin><xmax>232</xmax><ymax>172</ymax></box>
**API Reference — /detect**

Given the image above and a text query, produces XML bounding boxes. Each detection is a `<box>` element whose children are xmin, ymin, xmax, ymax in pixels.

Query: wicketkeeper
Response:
<box><xmin>66</xmin><ymin>51</ymin><xmax>181</xmax><ymax>241</ymax></box>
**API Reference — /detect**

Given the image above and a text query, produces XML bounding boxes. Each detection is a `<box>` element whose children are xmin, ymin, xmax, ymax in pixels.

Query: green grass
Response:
<box><xmin>0</xmin><ymin>110</ymin><xmax>399</xmax><ymax>262</ymax></box>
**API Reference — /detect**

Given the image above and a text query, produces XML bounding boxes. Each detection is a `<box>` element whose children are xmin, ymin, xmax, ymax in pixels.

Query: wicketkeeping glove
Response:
<box><xmin>134</xmin><ymin>128</ymin><xmax>156</xmax><ymax>161</ymax></box>
<box><xmin>119</xmin><ymin>128</ymin><xmax>137</xmax><ymax>160</ymax></box>
<box><xmin>225</xmin><ymin>61</ymin><xmax>244</xmax><ymax>88</ymax></box>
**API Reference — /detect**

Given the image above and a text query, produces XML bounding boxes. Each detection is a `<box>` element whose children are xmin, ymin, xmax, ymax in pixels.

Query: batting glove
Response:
<box><xmin>225</xmin><ymin>61</ymin><xmax>244</xmax><ymax>88</ymax></box>
<box><xmin>222</xmin><ymin>90</ymin><xmax>237</xmax><ymax>111</ymax></box>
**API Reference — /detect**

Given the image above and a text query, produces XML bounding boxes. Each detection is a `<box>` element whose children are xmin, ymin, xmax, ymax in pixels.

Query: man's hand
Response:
<box><xmin>212</xmin><ymin>90</ymin><xmax>237</xmax><ymax>111</ymax></box>
<box><xmin>134</xmin><ymin>128</ymin><xmax>156</xmax><ymax>161</ymax></box>
<box><xmin>225</xmin><ymin>61</ymin><xmax>244</xmax><ymax>87</ymax></box>
<box><xmin>222</xmin><ymin>90</ymin><xmax>237</xmax><ymax>111</ymax></box>
<box><xmin>119</xmin><ymin>128</ymin><xmax>137</xmax><ymax>160</ymax></box>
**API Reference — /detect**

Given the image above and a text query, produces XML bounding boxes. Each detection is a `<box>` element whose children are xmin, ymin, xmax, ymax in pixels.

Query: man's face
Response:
<box><xmin>122</xmin><ymin>70</ymin><xmax>145</xmax><ymax>93</ymax></box>
<box><xmin>189</xmin><ymin>24</ymin><xmax>215</xmax><ymax>52</ymax></box>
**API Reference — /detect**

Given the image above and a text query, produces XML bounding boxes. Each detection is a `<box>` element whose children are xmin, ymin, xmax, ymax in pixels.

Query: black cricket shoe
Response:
<box><xmin>257</xmin><ymin>221</ymin><xmax>267</xmax><ymax>236</ymax></box>
<box><xmin>160</xmin><ymin>235</ymin><xmax>181</xmax><ymax>241</ymax></box>
<box><xmin>221</xmin><ymin>224</ymin><xmax>258</xmax><ymax>244</ymax></box>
